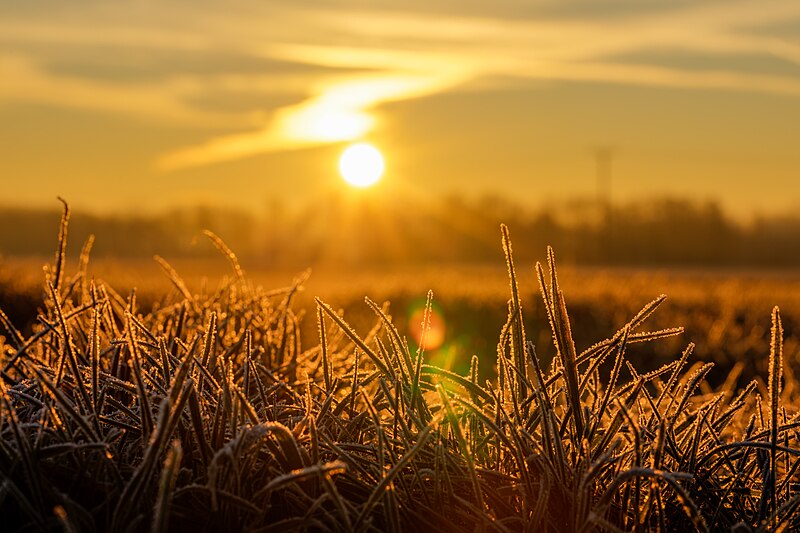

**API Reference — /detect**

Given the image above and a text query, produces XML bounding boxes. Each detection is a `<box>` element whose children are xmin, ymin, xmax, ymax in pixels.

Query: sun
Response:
<box><xmin>339</xmin><ymin>143</ymin><xmax>385</xmax><ymax>188</ymax></box>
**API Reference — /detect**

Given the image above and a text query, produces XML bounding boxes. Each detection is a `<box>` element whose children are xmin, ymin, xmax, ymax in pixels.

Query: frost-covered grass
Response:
<box><xmin>1</xmin><ymin>202</ymin><xmax>798</xmax><ymax>531</ymax></box>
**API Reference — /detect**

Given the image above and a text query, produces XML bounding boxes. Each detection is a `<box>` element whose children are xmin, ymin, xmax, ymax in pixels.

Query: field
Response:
<box><xmin>1</xmin><ymin>214</ymin><xmax>800</xmax><ymax>531</ymax></box>
<box><xmin>3</xmin><ymin>254</ymin><xmax>798</xmax><ymax>386</ymax></box>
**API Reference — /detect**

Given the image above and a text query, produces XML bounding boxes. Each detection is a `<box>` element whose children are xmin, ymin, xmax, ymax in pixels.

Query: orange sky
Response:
<box><xmin>1</xmin><ymin>0</ymin><xmax>799</xmax><ymax>217</ymax></box>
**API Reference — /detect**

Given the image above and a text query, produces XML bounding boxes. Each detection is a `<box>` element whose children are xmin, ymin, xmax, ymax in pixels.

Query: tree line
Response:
<box><xmin>1</xmin><ymin>196</ymin><xmax>798</xmax><ymax>267</ymax></box>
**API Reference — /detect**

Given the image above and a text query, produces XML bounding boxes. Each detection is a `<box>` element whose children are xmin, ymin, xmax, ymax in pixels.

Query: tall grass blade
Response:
<box><xmin>769</xmin><ymin>306</ymin><xmax>784</xmax><ymax>524</ymax></box>
<box><xmin>501</xmin><ymin>224</ymin><xmax>528</xmax><ymax>405</ymax></box>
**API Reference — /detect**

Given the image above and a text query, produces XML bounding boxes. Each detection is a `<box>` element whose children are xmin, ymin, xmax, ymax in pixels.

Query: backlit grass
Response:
<box><xmin>1</xmin><ymin>202</ymin><xmax>799</xmax><ymax>531</ymax></box>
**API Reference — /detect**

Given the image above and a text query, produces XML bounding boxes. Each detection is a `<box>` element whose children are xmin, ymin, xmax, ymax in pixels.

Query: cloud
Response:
<box><xmin>0</xmin><ymin>54</ymin><xmax>243</xmax><ymax>127</ymax></box>
<box><xmin>154</xmin><ymin>69</ymin><xmax>471</xmax><ymax>170</ymax></box>
<box><xmin>2</xmin><ymin>0</ymin><xmax>800</xmax><ymax>170</ymax></box>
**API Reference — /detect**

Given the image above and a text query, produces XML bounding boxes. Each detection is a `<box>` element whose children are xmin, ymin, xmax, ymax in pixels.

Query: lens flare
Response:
<box><xmin>408</xmin><ymin>301</ymin><xmax>446</xmax><ymax>352</ymax></box>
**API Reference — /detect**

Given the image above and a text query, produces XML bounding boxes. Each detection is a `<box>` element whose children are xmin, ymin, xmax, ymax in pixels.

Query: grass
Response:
<box><xmin>1</xmin><ymin>202</ymin><xmax>799</xmax><ymax>531</ymax></box>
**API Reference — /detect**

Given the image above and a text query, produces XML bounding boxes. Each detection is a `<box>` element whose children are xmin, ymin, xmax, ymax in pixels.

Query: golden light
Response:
<box><xmin>339</xmin><ymin>143</ymin><xmax>385</xmax><ymax>188</ymax></box>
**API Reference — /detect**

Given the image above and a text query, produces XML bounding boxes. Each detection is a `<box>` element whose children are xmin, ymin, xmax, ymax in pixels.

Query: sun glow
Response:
<box><xmin>339</xmin><ymin>143</ymin><xmax>385</xmax><ymax>188</ymax></box>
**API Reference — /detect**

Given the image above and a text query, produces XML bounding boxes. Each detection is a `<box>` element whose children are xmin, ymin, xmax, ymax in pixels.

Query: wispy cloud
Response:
<box><xmin>155</xmin><ymin>71</ymin><xmax>469</xmax><ymax>170</ymax></box>
<box><xmin>156</xmin><ymin>45</ymin><xmax>472</xmax><ymax>170</ymax></box>
<box><xmin>0</xmin><ymin>54</ymin><xmax>248</xmax><ymax>127</ymax></box>
<box><xmin>2</xmin><ymin>0</ymin><xmax>799</xmax><ymax>170</ymax></box>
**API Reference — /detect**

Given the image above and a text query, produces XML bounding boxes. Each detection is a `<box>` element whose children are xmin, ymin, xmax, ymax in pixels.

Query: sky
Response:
<box><xmin>1</xmin><ymin>0</ymin><xmax>800</xmax><ymax>217</ymax></box>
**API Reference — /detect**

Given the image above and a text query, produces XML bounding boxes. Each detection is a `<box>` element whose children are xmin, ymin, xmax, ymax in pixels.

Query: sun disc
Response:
<box><xmin>339</xmin><ymin>143</ymin><xmax>384</xmax><ymax>188</ymax></box>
